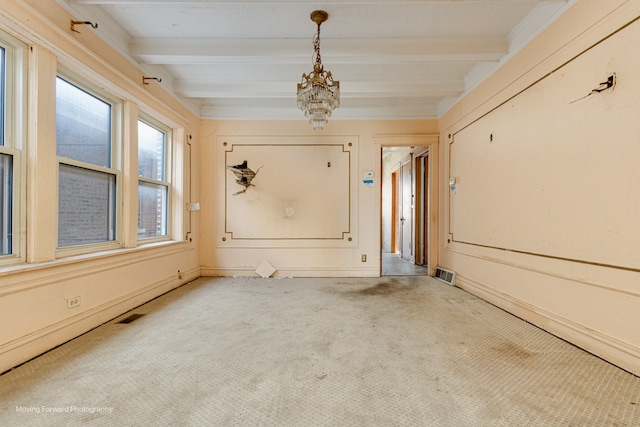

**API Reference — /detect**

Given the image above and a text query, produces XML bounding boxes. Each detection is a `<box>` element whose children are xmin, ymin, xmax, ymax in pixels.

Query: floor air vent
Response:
<box><xmin>117</xmin><ymin>313</ymin><xmax>146</xmax><ymax>324</ymax></box>
<box><xmin>434</xmin><ymin>267</ymin><xmax>456</xmax><ymax>286</ymax></box>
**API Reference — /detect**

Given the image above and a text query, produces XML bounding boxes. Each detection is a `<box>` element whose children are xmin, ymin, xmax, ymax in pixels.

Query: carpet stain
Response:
<box><xmin>490</xmin><ymin>341</ymin><xmax>537</xmax><ymax>360</ymax></box>
<box><xmin>357</xmin><ymin>279</ymin><xmax>415</xmax><ymax>296</ymax></box>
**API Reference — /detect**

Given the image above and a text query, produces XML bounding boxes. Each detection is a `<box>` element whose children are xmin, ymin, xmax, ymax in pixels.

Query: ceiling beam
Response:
<box><xmin>131</xmin><ymin>37</ymin><xmax>507</xmax><ymax>65</ymax></box>
<box><xmin>175</xmin><ymin>80</ymin><xmax>464</xmax><ymax>98</ymax></box>
<box><xmin>199</xmin><ymin>104</ymin><xmax>440</xmax><ymax>121</ymax></box>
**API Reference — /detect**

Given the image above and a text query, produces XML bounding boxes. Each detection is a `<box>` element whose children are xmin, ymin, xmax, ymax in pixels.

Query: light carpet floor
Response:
<box><xmin>0</xmin><ymin>276</ymin><xmax>639</xmax><ymax>426</ymax></box>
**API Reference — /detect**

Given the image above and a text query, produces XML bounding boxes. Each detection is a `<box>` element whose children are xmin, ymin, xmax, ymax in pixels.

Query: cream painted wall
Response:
<box><xmin>199</xmin><ymin>120</ymin><xmax>438</xmax><ymax>277</ymax></box>
<box><xmin>439</xmin><ymin>0</ymin><xmax>640</xmax><ymax>375</ymax></box>
<box><xmin>0</xmin><ymin>0</ymin><xmax>201</xmax><ymax>372</ymax></box>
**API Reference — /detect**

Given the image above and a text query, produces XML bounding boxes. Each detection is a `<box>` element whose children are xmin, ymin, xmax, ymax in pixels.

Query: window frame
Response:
<box><xmin>137</xmin><ymin>115</ymin><xmax>172</xmax><ymax>243</ymax></box>
<box><xmin>55</xmin><ymin>71</ymin><xmax>123</xmax><ymax>257</ymax></box>
<box><xmin>0</xmin><ymin>30</ymin><xmax>26</xmax><ymax>265</ymax></box>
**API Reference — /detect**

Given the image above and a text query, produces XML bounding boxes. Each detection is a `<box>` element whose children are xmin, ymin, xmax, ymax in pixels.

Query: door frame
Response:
<box><xmin>375</xmin><ymin>135</ymin><xmax>439</xmax><ymax>276</ymax></box>
<box><xmin>413</xmin><ymin>147</ymin><xmax>429</xmax><ymax>266</ymax></box>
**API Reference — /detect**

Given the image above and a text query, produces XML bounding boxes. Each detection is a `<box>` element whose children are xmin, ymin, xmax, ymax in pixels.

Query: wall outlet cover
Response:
<box><xmin>67</xmin><ymin>296</ymin><xmax>81</xmax><ymax>309</ymax></box>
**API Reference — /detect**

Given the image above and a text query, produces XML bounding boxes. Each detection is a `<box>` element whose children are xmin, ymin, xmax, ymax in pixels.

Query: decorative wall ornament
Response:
<box><xmin>227</xmin><ymin>160</ymin><xmax>262</xmax><ymax>195</ymax></box>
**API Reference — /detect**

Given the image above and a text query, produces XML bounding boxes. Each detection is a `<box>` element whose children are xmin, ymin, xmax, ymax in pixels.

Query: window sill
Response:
<box><xmin>0</xmin><ymin>240</ymin><xmax>188</xmax><ymax>279</ymax></box>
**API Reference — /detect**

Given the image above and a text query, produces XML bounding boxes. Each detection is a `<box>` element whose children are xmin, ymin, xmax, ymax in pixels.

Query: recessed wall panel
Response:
<box><xmin>217</xmin><ymin>136</ymin><xmax>357</xmax><ymax>247</ymax></box>
<box><xmin>449</xmin><ymin>20</ymin><xmax>640</xmax><ymax>270</ymax></box>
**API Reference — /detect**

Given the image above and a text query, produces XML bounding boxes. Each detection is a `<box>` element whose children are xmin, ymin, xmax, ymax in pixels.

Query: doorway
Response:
<box><xmin>382</xmin><ymin>146</ymin><xmax>430</xmax><ymax>276</ymax></box>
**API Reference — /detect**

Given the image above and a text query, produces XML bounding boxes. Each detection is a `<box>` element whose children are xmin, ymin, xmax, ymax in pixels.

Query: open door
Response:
<box><xmin>413</xmin><ymin>149</ymin><xmax>429</xmax><ymax>266</ymax></box>
<box><xmin>390</xmin><ymin>170</ymin><xmax>399</xmax><ymax>254</ymax></box>
<box><xmin>400</xmin><ymin>156</ymin><xmax>413</xmax><ymax>262</ymax></box>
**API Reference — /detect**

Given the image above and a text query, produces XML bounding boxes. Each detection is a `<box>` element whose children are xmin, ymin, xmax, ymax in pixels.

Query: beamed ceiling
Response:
<box><xmin>56</xmin><ymin>0</ymin><xmax>573</xmax><ymax>121</ymax></box>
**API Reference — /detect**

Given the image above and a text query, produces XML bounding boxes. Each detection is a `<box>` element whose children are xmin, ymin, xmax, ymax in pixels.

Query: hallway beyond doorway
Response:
<box><xmin>382</xmin><ymin>250</ymin><xmax>430</xmax><ymax>276</ymax></box>
<box><xmin>381</xmin><ymin>143</ymin><xmax>435</xmax><ymax>277</ymax></box>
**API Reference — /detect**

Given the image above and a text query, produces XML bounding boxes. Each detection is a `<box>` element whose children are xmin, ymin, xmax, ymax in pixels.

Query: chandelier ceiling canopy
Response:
<box><xmin>296</xmin><ymin>10</ymin><xmax>340</xmax><ymax>130</ymax></box>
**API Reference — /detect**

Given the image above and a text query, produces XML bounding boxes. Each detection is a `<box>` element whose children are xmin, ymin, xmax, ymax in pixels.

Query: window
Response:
<box><xmin>0</xmin><ymin>46</ymin><xmax>5</xmax><ymax>146</ymax></box>
<box><xmin>0</xmin><ymin>46</ymin><xmax>10</xmax><ymax>255</ymax></box>
<box><xmin>56</xmin><ymin>76</ymin><xmax>118</xmax><ymax>248</ymax></box>
<box><xmin>0</xmin><ymin>152</ymin><xmax>12</xmax><ymax>255</ymax></box>
<box><xmin>137</xmin><ymin>119</ymin><xmax>169</xmax><ymax>240</ymax></box>
<box><xmin>0</xmin><ymin>33</ymin><xmax>25</xmax><ymax>261</ymax></box>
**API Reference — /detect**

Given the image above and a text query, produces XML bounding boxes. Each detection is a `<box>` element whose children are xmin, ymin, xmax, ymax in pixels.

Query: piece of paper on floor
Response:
<box><xmin>255</xmin><ymin>260</ymin><xmax>276</xmax><ymax>278</ymax></box>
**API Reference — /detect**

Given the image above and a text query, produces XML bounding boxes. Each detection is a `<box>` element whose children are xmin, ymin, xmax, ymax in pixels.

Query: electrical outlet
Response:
<box><xmin>361</xmin><ymin>254</ymin><xmax>367</xmax><ymax>262</ymax></box>
<box><xmin>67</xmin><ymin>296</ymin><xmax>81</xmax><ymax>309</ymax></box>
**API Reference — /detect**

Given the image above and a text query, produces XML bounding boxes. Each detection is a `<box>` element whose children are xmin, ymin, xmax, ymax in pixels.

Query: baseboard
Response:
<box><xmin>201</xmin><ymin>266</ymin><xmax>380</xmax><ymax>278</ymax></box>
<box><xmin>0</xmin><ymin>266</ymin><xmax>200</xmax><ymax>374</ymax></box>
<box><xmin>456</xmin><ymin>275</ymin><xmax>640</xmax><ymax>376</ymax></box>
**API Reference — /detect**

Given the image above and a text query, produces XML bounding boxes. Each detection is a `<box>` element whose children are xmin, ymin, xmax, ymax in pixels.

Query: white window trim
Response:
<box><xmin>137</xmin><ymin>115</ymin><xmax>172</xmax><ymax>244</ymax></box>
<box><xmin>55</xmin><ymin>72</ymin><xmax>123</xmax><ymax>258</ymax></box>
<box><xmin>0</xmin><ymin>29</ymin><xmax>27</xmax><ymax>266</ymax></box>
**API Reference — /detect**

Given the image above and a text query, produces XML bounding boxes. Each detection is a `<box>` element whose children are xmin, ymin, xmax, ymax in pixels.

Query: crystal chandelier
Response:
<box><xmin>297</xmin><ymin>10</ymin><xmax>340</xmax><ymax>130</ymax></box>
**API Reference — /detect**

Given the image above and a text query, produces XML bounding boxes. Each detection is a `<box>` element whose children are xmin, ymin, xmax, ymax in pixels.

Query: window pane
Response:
<box><xmin>58</xmin><ymin>164</ymin><xmax>116</xmax><ymax>247</ymax></box>
<box><xmin>0</xmin><ymin>46</ymin><xmax>5</xmax><ymax>147</ymax></box>
<box><xmin>138</xmin><ymin>182</ymin><xmax>167</xmax><ymax>239</ymax></box>
<box><xmin>56</xmin><ymin>77</ymin><xmax>111</xmax><ymax>167</ymax></box>
<box><xmin>0</xmin><ymin>153</ymin><xmax>12</xmax><ymax>254</ymax></box>
<box><xmin>138</xmin><ymin>120</ymin><xmax>165</xmax><ymax>181</ymax></box>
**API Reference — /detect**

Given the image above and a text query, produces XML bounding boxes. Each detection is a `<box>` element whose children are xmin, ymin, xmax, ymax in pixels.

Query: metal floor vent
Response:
<box><xmin>434</xmin><ymin>267</ymin><xmax>456</xmax><ymax>286</ymax></box>
<box><xmin>117</xmin><ymin>313</ymin><xmax>146</xmax><ymax>324</ymax></box>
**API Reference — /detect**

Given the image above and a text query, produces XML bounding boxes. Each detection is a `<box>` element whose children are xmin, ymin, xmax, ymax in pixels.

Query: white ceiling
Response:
<box><xmin>57</xmin><ymin>0</ymin><xmax>573</xmax><ymax>122</ymax></box>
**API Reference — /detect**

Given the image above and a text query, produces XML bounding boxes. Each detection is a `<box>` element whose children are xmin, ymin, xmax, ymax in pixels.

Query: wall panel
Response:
<box><xmin>219</xmin><ymin>138</ymin><xmax>355</xmax><ymax>244</ymax></box>
<box><xmin>440</xmin><ymin>0</ymin><xmax>640</xmax><ymax>374</ymax></box>
<box><xmin>450</xmin><ymin>18</ymin><xmax>640</xmax><ymax>271</ymax></box>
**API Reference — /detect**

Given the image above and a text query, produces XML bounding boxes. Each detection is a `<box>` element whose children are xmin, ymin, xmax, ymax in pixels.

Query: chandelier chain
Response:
<box><xmin>313</xmin><ymin>23</ymin><xmax>322</xmax><ymax>68</ymax></box>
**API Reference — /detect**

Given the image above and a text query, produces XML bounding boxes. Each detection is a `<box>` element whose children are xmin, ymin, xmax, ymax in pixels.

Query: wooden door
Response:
<box><xmin>400</xmin><ymin>158</ymin><xmax>412</xmax><ymax>261</ymax></box>
<box><xmin>391</xmin><ymin>170</ymin><xmax>399</xmax><ymax>254</ymax></box>
<box><xmin>413</xmin><ymin>153</ymin><xmax>429</xmax><ymax>265</ymax></box>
